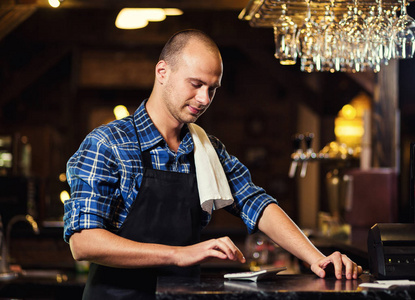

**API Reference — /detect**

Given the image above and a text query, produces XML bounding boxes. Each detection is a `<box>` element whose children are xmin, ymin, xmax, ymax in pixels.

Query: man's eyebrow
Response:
<box><xmin>189</xmin><ymin>78</ymin><xmax>221</xmax><ymax>89</ymax></box>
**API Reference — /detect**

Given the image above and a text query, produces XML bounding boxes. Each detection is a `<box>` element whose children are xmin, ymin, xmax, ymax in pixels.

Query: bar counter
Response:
<box><xmin>157</xmin><ymin>273</ymin><xmax>415</xmax><ymax>300</ymax></box>
<box><xmin>2</xmin><ymin>270</ymin><xmax>415</xmax><ymax>299</ymax></box>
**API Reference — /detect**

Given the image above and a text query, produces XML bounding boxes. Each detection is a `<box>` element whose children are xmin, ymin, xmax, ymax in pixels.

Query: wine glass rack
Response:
<box><xmin>239</xmin><ymin>0</ymin><xmax>414</xmax><ymax>28</ymax></box>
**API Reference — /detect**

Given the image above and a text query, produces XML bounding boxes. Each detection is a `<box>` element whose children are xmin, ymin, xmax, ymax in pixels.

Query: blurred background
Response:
<box><xmin>0</xmin><ymin>0</ymin><xmax>414</xmax><ymax>277</ymax></box>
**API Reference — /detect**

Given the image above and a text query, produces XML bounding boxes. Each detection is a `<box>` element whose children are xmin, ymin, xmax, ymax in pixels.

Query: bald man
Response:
<box><xmin>64</xmin><ymin>30</ymin><xmax>361</xmax><ymax>300</ymax></box>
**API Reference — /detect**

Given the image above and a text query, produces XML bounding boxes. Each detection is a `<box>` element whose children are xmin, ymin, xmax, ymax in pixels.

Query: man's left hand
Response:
<box><xmin>310</xmin><ymin>251</ymin><xmax>363</xmax><ymax>279</ymax></box>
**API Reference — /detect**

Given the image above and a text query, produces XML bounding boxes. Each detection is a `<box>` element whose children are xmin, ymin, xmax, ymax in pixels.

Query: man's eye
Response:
<box><xmin>191</xmin><ymin>83</ymin><xmax>202</xmax><ymax>88</ymax></box>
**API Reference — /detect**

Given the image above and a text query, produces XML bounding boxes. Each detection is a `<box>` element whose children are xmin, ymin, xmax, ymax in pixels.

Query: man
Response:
<box><xmin>64</xmin><ymin>29</ymin><xmax>362</xmax><ymax>299</ymax></box>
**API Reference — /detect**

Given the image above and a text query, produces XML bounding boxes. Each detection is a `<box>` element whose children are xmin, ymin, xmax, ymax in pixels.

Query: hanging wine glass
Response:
<box><xmin>341</xmin><ymin>0</ymin><xmax>368</xmax><ymax>72</ymax></box>
<box><xmin>386</xmin><ymin>5</ymin><xmax>399</xmax><ymax>57</ymax></box>
<box><xmin>273</xmin><ymin>4</ymin><xmax>298</xmax><ymax>65</ymax></box>
<box><xmin>392</xmin><ymin>0</ymin><xmax>415</xmax><ymax>59</ymax></box>
<box><xmin>385</xmin><ymin>4</ymin><xmax>399</xmax><ymax>24</ymax></box>
<box><xmin>365</xmin><ymin>5</ymin><xmax>377</xmax><ymax>25</ymax></box>
<box><xmin>367</xmin><ymin>0</ymin><xmax>393</xmax><ymax>72</ymax></box>
<box><xmin>338</xmin><ymin>6</ymin><xmax>355</xmax><ymax>72</ymax></box>
<box><xmin>296</xmin><ymin>0</ymin><xmax>321</xmax><ymax>72</ymax></box>
<box><xmin>320</xmin><ymin>1</ymin><xmax>341</xmax><ymax>72</ymax></box>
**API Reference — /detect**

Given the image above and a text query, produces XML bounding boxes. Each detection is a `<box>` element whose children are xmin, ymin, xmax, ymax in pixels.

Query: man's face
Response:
<box><xmin>161</xmin><ymin>43</ymin><xmax>223</xmax><ymax>125</ymax></box>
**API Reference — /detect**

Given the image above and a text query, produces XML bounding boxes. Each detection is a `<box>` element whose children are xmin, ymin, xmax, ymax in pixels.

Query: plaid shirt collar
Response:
<box><xmin>133</xmin><ymin>99</ymin><xmax>193</xmax><ymax>154</ymax></box>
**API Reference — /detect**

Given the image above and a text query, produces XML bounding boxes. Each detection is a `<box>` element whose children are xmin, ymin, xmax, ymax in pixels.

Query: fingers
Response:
<box><xmin>331</xmin><ymin>252</ymin><xmax>344</xmax><ymax>279</ymax></box>
<box><xmin>351</xmin><ymin>264</ymin><xmax>362</xmax><ymax>279</ymax></box>
<box><xmin>356</xmin><ymin>265</ymin><xmax>363</xmax><ymax>278</ymax></box>
<box><xmin>311</xmin><ymin>264</ymin><xmax>326</xmax><ymax>279</ymax></box>
<box><xmin>175</xmin><ymin>237</ymin><xmax>244</xmax><ymax>267</ymax></box>
<box><xmin>312</xmin><ymin>252</ymin><xmax>363</xmax><ymax>280</ymax></box>
<box><xmin>340</xmin><ymin>253</ymin><xmax>363</xmax><ymax>279</ymax></box>
<box><xmin>213</xmin><ymin>236</ymin><xmax>246</xmax><ymax>263</ymax></box>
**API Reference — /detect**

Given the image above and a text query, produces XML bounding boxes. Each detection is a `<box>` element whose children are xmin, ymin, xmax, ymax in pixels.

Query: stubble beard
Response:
<box><xmin>162</xmin><ymin>86</ymin><xmax>199</xmax><ymax>125</ymax></box>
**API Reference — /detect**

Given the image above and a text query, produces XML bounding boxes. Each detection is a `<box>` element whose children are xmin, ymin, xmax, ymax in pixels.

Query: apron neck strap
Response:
<box><xmin>134</xmin><ymin>117</ymin><xmax>196</xmax><ymax>173</ymax></box>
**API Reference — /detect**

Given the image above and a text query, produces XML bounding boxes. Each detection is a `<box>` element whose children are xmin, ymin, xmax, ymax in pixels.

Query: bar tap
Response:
<box><xmin>288</xmin><ymin>134</ymin><xmax>304</xmax><ymax>178</ymax></box>
<box><xmin>0</xmin><ymin>214</ymin><xmax>39</xmax><ymax>281</ymax></box>
<box><xmin>0</xmin><ymin>214</ymin><xmax>17</xmax><ymax>281</ymax></box>
<box><xmin>300</xmin><ymin>133</ymin><xmax>314</xmax><ymax>178</ymax></box>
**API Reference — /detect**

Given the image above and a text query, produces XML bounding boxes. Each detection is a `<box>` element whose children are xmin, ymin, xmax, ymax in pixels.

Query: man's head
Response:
<box><xmin>151</xmin><ymin>29</ymin><xmax>223</xmax><ymax>125</ymax></box>
<box><xmin>159</xmin><ymin>29</ymin><xmax>221</xmax><ymax>72</ymax></box>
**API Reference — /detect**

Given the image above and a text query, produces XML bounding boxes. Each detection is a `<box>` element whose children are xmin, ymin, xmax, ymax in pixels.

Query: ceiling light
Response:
<box><xmin>115</xmin><ymin>8</ymin><xmax>166</xmax><ymax>30</ymax></box>
<box><xmin>163</xmin><ymin>8</ymin><xmax>183</xmax><ymax>16</ymax></box>
<box><xmin>116</xmin><ymin>16</ymin><xmax>148</xmax><ymax>30</ymax></box>
<box><xmin>115</xmin><ymin>8</ymin><xmax>183</xmax><ymax>30</ymax></box>
<box><xmin>48</xmin><ymin>0</ymin><xmax>63</xmax><ymax>8</ymax></box>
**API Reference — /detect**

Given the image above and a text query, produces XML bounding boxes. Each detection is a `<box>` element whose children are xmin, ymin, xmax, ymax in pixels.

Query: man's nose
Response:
<box><xmin>195</xmin><ymin>88</ymin><xmax>211</xmax><ymax>105</ymax></box>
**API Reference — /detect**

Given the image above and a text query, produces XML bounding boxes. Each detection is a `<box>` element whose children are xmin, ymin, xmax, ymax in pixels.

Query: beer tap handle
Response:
<box><xmin>304</xmin><ymin>132</ymin><xmax>314</xmax><ymax>151</ymax></box>
<box><xmin>300</xmin><ymin>133</ymin><xmax>314</xmax><ymax>178</ymax></box>
<box><xmin>293</xmin><ymin>134</ymin><xmax>304</xmax><ymax>152</ymax></box>
<box><xmin>289</xmin><ymin>134</ymin><xmax>304</xmax><ymax>178</ymax></box>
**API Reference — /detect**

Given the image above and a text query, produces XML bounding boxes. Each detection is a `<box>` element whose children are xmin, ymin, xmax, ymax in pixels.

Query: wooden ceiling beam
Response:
<box><xmin>0</xmin><ymin>5</ymin><xmax>37</xmax><ymax>41</ymax></box>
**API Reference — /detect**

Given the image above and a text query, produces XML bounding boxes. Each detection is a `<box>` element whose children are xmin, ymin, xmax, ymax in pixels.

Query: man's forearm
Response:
<box><xmin>69</xmin><ymin>228</ymin><xmax>177</xmax><ymax>268</ymax></box>
<box><xmin>69</xmin><ymin>228</ymin><xmax>246</xmax><ymax>269</ymax></box>
<box><xmin>257</xmin><ymin>203</ymin><xmax>324</xmax><ymax>266</ymax></box>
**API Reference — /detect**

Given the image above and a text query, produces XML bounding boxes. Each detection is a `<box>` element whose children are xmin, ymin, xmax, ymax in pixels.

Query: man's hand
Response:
<box><xmin>173</xmin><ymin>236</ymin><xmax>246</xmax><ymax>267</ymax></box>
<box><xmin>310</xmin><ymin>251</ymin><xmax>363</xmax><ymax>280</ymax></box>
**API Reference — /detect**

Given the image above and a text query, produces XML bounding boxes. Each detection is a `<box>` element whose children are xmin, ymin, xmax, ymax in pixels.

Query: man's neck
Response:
<box><xmin>145</xmin><ymin>97</ymin><xmax>183</xmax><ymax>153</ymax></box>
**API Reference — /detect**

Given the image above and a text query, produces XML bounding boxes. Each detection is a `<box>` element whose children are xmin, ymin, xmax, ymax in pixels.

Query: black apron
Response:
<box><xmin>82</xmin><ymin>134</ymin><xmax>203</xmax><ymax>300</ymax></box>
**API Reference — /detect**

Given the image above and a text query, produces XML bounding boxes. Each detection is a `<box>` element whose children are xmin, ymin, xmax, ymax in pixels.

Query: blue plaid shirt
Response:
<box><xmin>64</xmin><ymin>100</ymin><xmax>277</xmax><ymax>242</ymax></box>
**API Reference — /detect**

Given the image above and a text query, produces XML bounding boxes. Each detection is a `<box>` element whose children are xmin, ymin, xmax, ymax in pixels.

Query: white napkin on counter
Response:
<box><xmin>359</xmin><ymin>280</ymin><xmax>415</xmax><ymax>289</ymax></box>
<box><xmin>188</xmin><ymin>123</ymin><xmax>234</xmax><ymax>214</ymax></box>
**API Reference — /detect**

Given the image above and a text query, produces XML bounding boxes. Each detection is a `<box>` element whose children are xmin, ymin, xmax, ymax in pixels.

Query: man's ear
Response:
<box><xmin>155</xmin><ymin>60</ymin><xmax>168</xmax><ymax>84</ymax></box>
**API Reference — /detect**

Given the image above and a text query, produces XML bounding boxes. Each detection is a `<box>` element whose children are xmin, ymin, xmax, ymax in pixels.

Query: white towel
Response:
<box><xmin>188</xmin><ymin>123</ymin><xmax>234</xmax><ymax>214</ymax></box>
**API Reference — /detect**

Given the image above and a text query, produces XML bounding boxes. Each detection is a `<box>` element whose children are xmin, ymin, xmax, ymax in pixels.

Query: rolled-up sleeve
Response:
<box><xmin>209</xmin><ymin>136</ymin><xmax>278</xmax><ymax>234</ymax></box>
<box><xmin>64</xmin><ymin>131</ymin><xmax>120</xmax><ymax>242</ymax></box>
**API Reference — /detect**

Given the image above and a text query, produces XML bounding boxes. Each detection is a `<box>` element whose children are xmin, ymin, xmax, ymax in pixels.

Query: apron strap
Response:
<box><xmin>142</xmin><ymin>150</ymin><xmax>153</xmax><ymax>169</ymax></box>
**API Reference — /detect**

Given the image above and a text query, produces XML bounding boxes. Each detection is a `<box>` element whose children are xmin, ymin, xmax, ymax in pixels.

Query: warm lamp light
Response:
<box><xmin>163</xmin><ymin>8</ymin><xmax>184</xmax><ymax>16</ymax></box>
<box><xmin>60</xmin><ymin>190</ymin><xmax>70</xmax><ymax>203</ymax></box>
<box><xmin>117</xmin><ymin>18</ymin><xmax>148</xmax><ymax>30</ymax></box>
<box><xmin>335</xmin><ymin>118</ymin><xmax>364</xmax><ymax>137</ymax></box>
<box><xmin>335</xmin><ymin>105</ymin><xmax>364</xmax><ymax>148</ymax></box>
<box><xmin>334</xmin><ymin>119</ymin><xmax>364</xmax><ymax>148</ymax></box>
<box><xmin>334</xmin><ymin>93</ymin><xmax>371</xmax><ymax>148</ymax></box>
<box><xmin>48</xmin><ymin>0</ymin><xmax>63</xmax><ymax>8</ymax></box>
<box><xmin>116</xmin><ymin>8</ymin><xmax>165</xmax><ymax>29</ymax></box>
<box><xmin>140</xmin><ymin>8</ymin><xmax>166</xmax><ymax>22</ymax></box>
<box><xmin>115</xmin><ymin>8</ymin><xmax>183</xmax><ymax>30</ymax></box>
<box><xmin>113</xmin><ymin>105</ymin><xmax>130</xmax><ymax>120</ymax></box>
<box><xmin>59</xmin><ymin>173</ymin><xmax>67</xmax><ymax>182</ymax></box>
<box><xmin>341</xmin><ymin>104</ymin><xmax>357</xmax><ymax>120</ymax></box>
